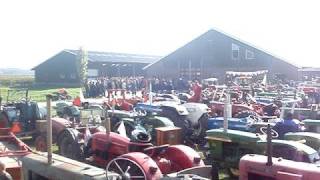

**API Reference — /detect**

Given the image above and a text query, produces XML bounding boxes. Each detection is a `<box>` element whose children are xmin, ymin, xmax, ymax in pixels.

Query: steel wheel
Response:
<box><xmin>106</xmin><ymin>157</ymin><xmax>147</xmax><ymax>180</ymax></box>
<box><xmin>59</xmin><ymin>136</ymin><xmax>73</xmax><ymax>158</ymax></box>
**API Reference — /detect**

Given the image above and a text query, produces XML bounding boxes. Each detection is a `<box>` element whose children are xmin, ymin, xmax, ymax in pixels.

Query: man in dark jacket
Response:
<box><xmin>273</xmin><ymin>112</ymin><xmax>301</xmax><ymax>139</ymax></box>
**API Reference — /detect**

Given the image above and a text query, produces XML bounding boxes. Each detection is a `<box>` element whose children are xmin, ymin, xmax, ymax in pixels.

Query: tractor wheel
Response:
<box><xmin>160</xmin><ymin>108</ymin><xmax>191</xmax><ymax>137</ymax></box>
<box><xmin>35</xmin><ymin>135</ymin><xmax>47</xmax><ymax>152</ymax></box>
<box><xmin>107</xmin><ymin>152</ymin><xmax>162</xmax><ymax>180</ymax></box>
<box><xmin>194</xmin><ymin>114</ymin><xmax>209</xmax><ymax>138</ymax></box>
<box><xmin>59</xmin><ymin>131</ymin><xmax>84</xmax><ymax>161</ymax></box>
<box><xmin>106</xmin><ymin>157</ymin><xmax>147</xmax><ymax>180</ymax></box>
<box><xmin>234</xmin><ymin>110</ymin><xmax>258</xmax><ymax>119</ymax></box>
<box><xmin>0</xmin><ymin>112</ymin><xmax>9</xmax><ymax>128</ymax></box>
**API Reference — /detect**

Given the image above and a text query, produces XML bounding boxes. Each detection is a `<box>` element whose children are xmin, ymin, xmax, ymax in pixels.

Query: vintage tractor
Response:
<box><xmin>109</xmin><ymin>109</ymin><xmax>175</xmax><ymax>143</ymax></box>
<box><xmin>0</xmin><ymin>100</ymin><xmax>58</xmax><ymax>152</ymax></box>
<box><xmin>58</xmin><ymin>127</ymin><xmax>205</xmax><ymax>179</ymax></box>
<box><xmin>239</xmin><ymin>154</ymin><xmax>320</xmax><ymax>180</ymax></box>
<box><xmin>239</xmin><ymin>125</ymin><xmax>320</xmax><ymax>180</ymax></box>
<box><xmin>0</xmin><ymin>128</ymin><xmax>32</xmax><ymax>180</ymax></box>
<box><xmin>207</xmin><ymin>116</ymin><xmax>274</xmax><ymax>133</ymax></box>
<box><xmin>284</xmin><ymin>132</ymin><xmax>320</xmax><ymax>153</ymax></box>
<box><xmin>0</xmin><ymin>100</ymin><xmax>46</xmax><ymax>133</ymax></box>
<box><xmin>135</xmin><ymin>102</ymin><xmax>190</xmax><ymax>134</ymax></box>
<box><xmin>206</xmin><ymin>127</ymin><xmax>320</xmax><ymax>177</ymax></box>
<box><xmin>135</xmin><ymin>101</ymin><xmax>211</xmax><ymax>145</ymax></box>
<box><xmin>303</xmin><ymin>119</ymin><xmax>320</xmax><ymax>132</ymax></box>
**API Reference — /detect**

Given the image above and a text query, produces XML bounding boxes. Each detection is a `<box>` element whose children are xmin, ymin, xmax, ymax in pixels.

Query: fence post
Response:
<box><xmin>46</xmin><ymin>94</ymin><xmax>53</xmax><ymax>165</ymax></box>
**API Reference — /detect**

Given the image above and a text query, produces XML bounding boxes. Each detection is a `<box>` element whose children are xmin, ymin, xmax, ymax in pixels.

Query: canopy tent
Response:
<box><xmin>226</xmin><ymin>70</ymin><xmax>268</xmax><ymax>77</ymax></box>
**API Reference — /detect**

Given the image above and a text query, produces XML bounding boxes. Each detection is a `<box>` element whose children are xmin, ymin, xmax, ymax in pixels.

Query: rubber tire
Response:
<box><xmin>160</xmin><ymin>107</ymin><xmax>190</xmax><ymax>137</ymax></box>
<box><xmin>58</xmin><ymin>131</ymin><xmax>84</xmax><ymax>161</ymax></box>
<box><xmin>35</xmin><ymin>135</ymin><xmax>47</xmax><ymax>152</ymax></box>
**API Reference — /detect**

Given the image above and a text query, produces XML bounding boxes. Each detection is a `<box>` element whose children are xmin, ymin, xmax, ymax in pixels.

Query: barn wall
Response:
<box><xmin>34</xmin><ymin>51</ymin><xmax>80</xmax><ymax>84</ymax></box>
<box><xmin>145</xmin><ymin>30</ymin><xmax>298</xmax><ymax>81</ymax></box>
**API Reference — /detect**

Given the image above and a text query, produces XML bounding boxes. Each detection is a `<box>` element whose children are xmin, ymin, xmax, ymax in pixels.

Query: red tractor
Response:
<box><xmin>59</xmin><ymin>129</ymin><xmax>205</xmax><ymax>179</ymax></box>
<box><xmin>209</xmin><ymin>101</ymin><xmax>262</xmax><ymax>117</ymax></box>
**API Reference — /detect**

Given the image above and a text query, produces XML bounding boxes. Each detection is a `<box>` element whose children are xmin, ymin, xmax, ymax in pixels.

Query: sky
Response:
<box><xmin>0</xmin><ymin>0</ymin><xmax>320</xmax><ymax>69</ymax></box>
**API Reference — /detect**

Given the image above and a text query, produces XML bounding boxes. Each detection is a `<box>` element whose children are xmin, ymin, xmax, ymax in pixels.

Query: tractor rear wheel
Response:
<box><xmin>59</xmin><ymin>131</ymin><xmax>84</xmax><ymax>161</ymax></box>
<box><xmin>35</xmin><ymin>135</ymin><xmax>47</xmax><ymax>152</ymax></box>
<box><xmin>160</xmin><ymin>108</ymin><xmax>190</xmax><ymax>137</ymax></box>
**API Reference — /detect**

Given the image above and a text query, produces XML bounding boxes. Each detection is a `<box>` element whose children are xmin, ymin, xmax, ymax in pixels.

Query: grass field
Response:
<box><xmin>0</xmin><ymin>86</ymin><xmax>81</xmax><ymax>102</ymax></box>
<box><xmin>0</xmin><ymin>75</ymin><xmax>80</xmax><ymax>102</ymax></box>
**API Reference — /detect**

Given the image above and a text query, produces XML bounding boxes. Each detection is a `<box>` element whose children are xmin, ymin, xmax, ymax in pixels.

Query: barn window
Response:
<box><xmin>59</xmin><ymin>73</ymin><xmax>65</xmax><ymax>79</ymax></box>
<box><xmin>232</xmin><ymin>43</ymin><xmax>240</xmax><ymax>60</ymax></box>
<box><xmin>246</xmin><ymin>50</ymin><xmax>255</xmax><ymax>60</ymax></box>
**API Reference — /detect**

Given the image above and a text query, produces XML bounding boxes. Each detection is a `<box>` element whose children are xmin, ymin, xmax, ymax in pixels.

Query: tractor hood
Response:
<box><xmin>153</xmin><ymin>101</ymin><xmax>189</xmax><ymax>115</ymax></box>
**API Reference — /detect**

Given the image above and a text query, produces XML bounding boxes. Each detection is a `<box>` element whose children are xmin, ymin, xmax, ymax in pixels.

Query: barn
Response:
<box><xmin>32</xmin><ymin>49</ymin><xmax>161</xmax><ymax>85</ymax></box>
<box><xmin>144</xmin><ymin>29</ymin><xmax>299</xmax><ymax>82</ymax></box>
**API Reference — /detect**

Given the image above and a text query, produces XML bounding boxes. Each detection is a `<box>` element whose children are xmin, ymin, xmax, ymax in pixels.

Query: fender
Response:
<box><xmin>120</xmin><ymin>152</ymin><xmax>163</xmax><ymax>180</ymax></box>
<box><xmin>164</xmin><ymin>145</ymin><xmax>204</xmax><ymax>170</ymax></box>
<box><xmin>182</xmin><ymin>103</ymin><xmax>209</xmax><ymax>126</ymax></box>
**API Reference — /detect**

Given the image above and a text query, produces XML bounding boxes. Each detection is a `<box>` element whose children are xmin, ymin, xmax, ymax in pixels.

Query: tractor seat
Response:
<box><xmin>144</xmin><ymin>144</ymin><xmax>169</xmax><ymax>157</ymax></box>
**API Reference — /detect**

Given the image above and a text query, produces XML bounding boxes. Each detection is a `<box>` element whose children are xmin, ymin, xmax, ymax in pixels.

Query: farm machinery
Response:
<box><xmin>58</xmin><ymin>115</ymin><xmax>206</xmax><ymax>179</ymax></box>
<box><xmin>206</xmin><ymin>125</ymin><xmax>320</xmax><ymax>177</ymax></box>
<box><xmin>239</xmin><ymin>125</ymin><xmax>320</xmax><ymax>180</ymax></box>
<box><xmin>134</xmin><ymin>100</ymin><xmax>211</xmax><ymax>145</ymax></box>
<box><xmin>205</xmin><ymin>91</ymin><xmax>320</xmax><ymax>177</ymax></box>
<box><xmin>0</xmin><ymin>128</ymin><xmax>32</xmax><ymax>180</ymax></box>
<box><xmin>18</xmin><ymin>95</ymin><xmax>213</xmax><ymax>180</ymax></box>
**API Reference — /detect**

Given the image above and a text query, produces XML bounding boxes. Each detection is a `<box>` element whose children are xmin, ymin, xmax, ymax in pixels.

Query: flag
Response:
<box><xmin>117</xmin><ymin>121</ymin><xmax>127</xmax><ymax>138</ymax></box>
<box><xmin>84</xmin><ymin>125</ymin><xmax>91</xmax><ymax>146</ymax></box>
<box><xmin>261</xmin><ymin>74</ymin><xmax>267</xmax><ymax>86</ymax></box>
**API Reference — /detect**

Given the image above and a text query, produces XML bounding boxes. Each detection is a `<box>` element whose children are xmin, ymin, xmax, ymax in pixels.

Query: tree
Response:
<box><xmin>76</xmin><ymin>47</ymin><xmax>88</xmax><ymax>86</ymax></box>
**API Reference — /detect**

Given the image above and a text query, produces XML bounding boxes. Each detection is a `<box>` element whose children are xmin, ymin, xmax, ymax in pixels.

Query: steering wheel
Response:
<box><xmin>259</xmin><ymin>126</ymin><xmax>279</xmax><ymax>138</ymax></box>
<box><xmin>248</xmin><ymin>115</ymin><xmax>260</xmax><ymax>122</ymax></box>
<box><xmin>131</xmin><ymin>129</ymin><xmax>151</xmax><ymax>143</ymax></box>
<box><xmin>133</xmin><ymin>108</ymin><xmax>147</xmax><ymax>117</ymax></box>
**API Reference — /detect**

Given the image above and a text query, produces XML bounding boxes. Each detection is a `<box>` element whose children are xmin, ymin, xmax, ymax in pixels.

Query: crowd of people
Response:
<box><xmin>84</xmin><ymin>76</ymin><xmax>193</xmax><ymax>98</ymax></box>
<box><xmin>84</xmin><ymin>77</ymin><xmax>146</xmax><ymax>98</ymax></box>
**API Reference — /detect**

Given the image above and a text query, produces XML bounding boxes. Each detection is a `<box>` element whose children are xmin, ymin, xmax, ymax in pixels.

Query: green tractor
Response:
<box><xmin>206</xmin><ymin>128</ymin><xmax>320</xmax><ymax>177</ymax></box>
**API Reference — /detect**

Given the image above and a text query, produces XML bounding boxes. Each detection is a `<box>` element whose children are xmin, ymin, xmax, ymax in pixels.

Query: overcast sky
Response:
<box><xmin>1</xmin><ymin>0</ymin><xmax>319</xmax><ymax>69</ymax></box>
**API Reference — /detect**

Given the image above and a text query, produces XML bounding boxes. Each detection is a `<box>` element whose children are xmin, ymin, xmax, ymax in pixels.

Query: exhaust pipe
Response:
<box><xmin>105</xmin><ymin>107</ymin><xmax>111</xmax><ymax>137</ymax></box>
<box><xmin>46</xmin><ymin>94</ymin><xmax>53</xmax><ymax>165</ymax></box>
<box><xmin>266</xmin><ymin>124</ymin><xmax>273</xmax><ymax>166</ymax></box>
<box><xmin>223</xmin><ymin>91</ymin><xmax>231</xmax><ymax>132</ymax></box>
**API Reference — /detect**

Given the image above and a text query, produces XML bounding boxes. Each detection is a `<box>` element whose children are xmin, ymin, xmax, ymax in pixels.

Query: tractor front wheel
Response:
<box><xmin>106</xmin><ymin>157</ymin><xmax>147</xmax><ymax>180</ymax></box>
<box><xmin>59</xmin><ymin>131</ymin><xmax>84</xmax><ymax>161</ymax></box>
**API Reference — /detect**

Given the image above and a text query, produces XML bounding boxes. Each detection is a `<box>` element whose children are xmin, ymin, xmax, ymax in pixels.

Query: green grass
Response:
<box><xmin>0</xmin><ymin>75</ymin><xmax>80</xmax><ymax>102</ymax></box>
<box><xmin>0</xmin><ymin>86</ymin><xmax>80</xmax><ymax>102</ymax></box>
<box><xmin>0</xmin><ymin>75</ymin><xmax>34</xmax><ymax>87</ymax></box>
